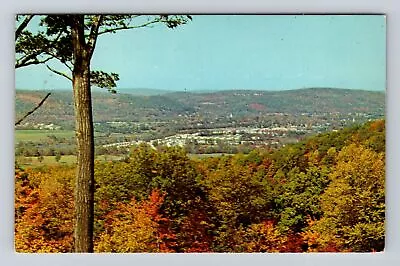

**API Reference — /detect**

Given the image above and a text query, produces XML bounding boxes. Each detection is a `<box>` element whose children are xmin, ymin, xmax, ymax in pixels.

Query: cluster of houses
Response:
<box><xmin>102</xmin><ymin>125</ymin><xmax>311</xmax><ymax>149</ymax></box>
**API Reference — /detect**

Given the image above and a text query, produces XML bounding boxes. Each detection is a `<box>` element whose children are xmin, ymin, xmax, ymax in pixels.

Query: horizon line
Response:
<box><xmin>15</xmin><ymin>86</ymin><xmax>386</xmax><ymax>93</ymax></box>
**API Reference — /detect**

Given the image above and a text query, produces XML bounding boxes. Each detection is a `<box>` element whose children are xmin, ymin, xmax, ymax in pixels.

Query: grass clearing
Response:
<box><xmin>15</xmin><ymin>129</ymin><xmax>106</xmax><ymax>142</ymax></box>
<box><xmin>16</xmin><ymin>155</ymin><xmax>77</xmax><ymax>167</ymax></box>
<box><xmin>16</xmin><ymin>154</ymin><xmax>125</xmax><ymax>168</ymax></box>
<box><xmin>15</xmin><ymin>129</ymin><xmax>75</xmax><ymax>142</ymax></box>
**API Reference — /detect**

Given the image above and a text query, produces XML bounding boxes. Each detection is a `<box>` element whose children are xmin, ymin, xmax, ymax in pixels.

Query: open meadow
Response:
<box><xmin>15</xmin><ymin>129</ymin><xmax>75</xmax><ymax>142</ymax></box>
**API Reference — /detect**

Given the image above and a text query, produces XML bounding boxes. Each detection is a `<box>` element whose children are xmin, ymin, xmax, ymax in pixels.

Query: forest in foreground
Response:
<box><xmin>14</xmin><ymin>119</ymin><xmax>385</xmax><ymax>253</ymax></box>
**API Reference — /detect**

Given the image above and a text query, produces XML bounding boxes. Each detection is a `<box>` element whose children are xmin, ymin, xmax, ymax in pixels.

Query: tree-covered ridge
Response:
<box><xmin>171</xmin><ymin>87</ymin><xmax>385</xmax><ymax>115</ymax></box>
<box><xmin>15</xmin><ymin>88</ymin><xmax>384</xmax><ymax>128</ymax></box>
<box><xmin>15</xmin><ymin>90</ymin><xmax>195</xmax><ymax>128</ymax></box>
<box><xmin>15</xmin><ymin>120</ymin><xmax>385</xmax><ymax>252</ymax></box>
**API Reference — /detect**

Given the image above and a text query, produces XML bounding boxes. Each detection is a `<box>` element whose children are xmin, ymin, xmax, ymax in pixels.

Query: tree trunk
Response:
<box><xmin>71</xmin><ymin>15</ymin><xmax>95</xmax><ymax>253</ymax></box>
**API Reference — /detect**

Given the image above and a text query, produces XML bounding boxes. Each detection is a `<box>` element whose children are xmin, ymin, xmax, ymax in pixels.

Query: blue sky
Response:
<box><xmin>15</xmin><ymin>15</ymin><xmax>386</xmax><ymax>92</ymax></box>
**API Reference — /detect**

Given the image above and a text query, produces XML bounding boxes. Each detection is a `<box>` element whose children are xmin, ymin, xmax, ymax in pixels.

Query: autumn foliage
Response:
<box><xmin>15</xmin><ymin>120</ymin><xmax>385</xmax><ymax>252</ymax></box>
<box><xmin>15</xmin><ymin>166</ymin><xmax>75</xmax><ymax>252</ymax></box>
<box><xmin>94</xmin><ymin>190</ymin><xmax>176</xmax><ymax>252</ymax></box>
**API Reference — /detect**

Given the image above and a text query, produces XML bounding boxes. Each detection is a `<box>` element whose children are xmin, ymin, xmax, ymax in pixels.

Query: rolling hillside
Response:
<box><xmin>15</xmin><ymin>88</ymin><xmax>385</xmax><ymax>129</ymax></box>
<box><xmin>168</xmin><ymin>88</ymin><xmax>385</xmax><ymax>115</ymax></box>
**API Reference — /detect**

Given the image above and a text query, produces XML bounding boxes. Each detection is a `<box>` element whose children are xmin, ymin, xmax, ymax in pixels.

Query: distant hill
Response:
<box><xmin>114</xmin><ymin>88</ymin><xmax>174</xmax><ymax>96</ymax></box>
<box><xmin>15</xmin><ymin>88</ymin><xmax>385</xmax><ymax>129</ymax></box>
<box><xmin>15</xmin><ymin>89</ymin><xmax>193</xmax><ymax>129</ymax></box>
<box><xmin>167</xmin><ymin>88</ymin><xmax>385</xmax><ymax>116</ymax></box>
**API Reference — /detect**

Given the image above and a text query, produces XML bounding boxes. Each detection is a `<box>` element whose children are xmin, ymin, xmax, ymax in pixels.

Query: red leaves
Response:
<box><xmin>177</xmin><ymin>209</ymin><xmax>213</xmax><ymax>252</ymax></box>
<box><xmin>143</xmin><ymin>190</ymin><xmax>166</xmax><ymax>221</ymax></box>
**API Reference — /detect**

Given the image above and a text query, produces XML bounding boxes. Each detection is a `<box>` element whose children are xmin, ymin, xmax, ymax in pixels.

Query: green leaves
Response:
<box><xmin>90</xmin><ymin>71</ymin><xmax>120</xmax><ymax>92</ymax></box>
<box><xmin>342</xmin><ymin>222</ymin><xmax>385</xmax><ymax>252</ymax></box>
<box><xmin>158</xmin><ymin>15</ymin><xmax>192</xmax><ymax>29</ymax></box>
<box><xmin>277</xmin><ymin>164</ymin><xmax>330</xmax><ymax>232</ymax></box>
<box><xmin>199</xmin><ymin>153</ymin><xmax>276</xmax><ymax>250</ymax></box>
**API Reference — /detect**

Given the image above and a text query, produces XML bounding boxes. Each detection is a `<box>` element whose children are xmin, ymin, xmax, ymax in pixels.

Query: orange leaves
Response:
<box><xmin>301</xmin><ymin>229</ymin><xmax>341</xmax><ymax>252</ymax></box>
<box><xmin>14</xmin><ymin>166</ymin><xmax>75</xmax><ymax>252</ymax></box>
<box><xmin>234</xmin><ymin>220</ymin><xmax>303</xmax><ymax>253</ymax></box>
<box><xmin>240</xmin><ymin>220</ymin><xmax>285</xmax><ymax>252</ymax></box>
<box><xmin>368</xmin><ymin>119</ymin><xmax>385</xmax><ymax>132</ymax></box>
<box><xmin>299</xmin><ymin>217</ymin><xmax>340</xmax><ymax>252</ymax></box>
<box><xmin>143</xmin><ymin>190</ymin><xmax>166</xmax><ymax>222</ymax></box>
<box><xmin>94</xmin><ymin>190</ymin><xmax>176</xmax><ymax>253</ymax></box>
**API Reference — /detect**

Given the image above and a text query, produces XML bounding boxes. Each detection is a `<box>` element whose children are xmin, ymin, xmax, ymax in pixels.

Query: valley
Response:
<box><xmin>15</xmin><ymin>87</ymin><xmax>385</xmax><ymax>160</ymax></box>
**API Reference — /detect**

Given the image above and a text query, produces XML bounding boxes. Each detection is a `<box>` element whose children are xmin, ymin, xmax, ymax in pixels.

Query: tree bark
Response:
<box><xmin>71</xmin><ymin>15</ymin><xmax>95</xmax><ymax>253</ymax></box>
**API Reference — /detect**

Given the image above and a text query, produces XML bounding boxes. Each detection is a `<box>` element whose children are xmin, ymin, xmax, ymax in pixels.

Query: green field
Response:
<box><xmin>16</xmin><ymin>154</ymin><xmax>125</xmax><ymax>167</ymax></box>
<box><xmin>16</xmin><ymin>155</ymin><xmax>76</xmax><ymax>166</ymax></box>
<box><xmin>15</xmin><ymin>129</ymin><xmax>75</xmax><ymax>142</ymax></box>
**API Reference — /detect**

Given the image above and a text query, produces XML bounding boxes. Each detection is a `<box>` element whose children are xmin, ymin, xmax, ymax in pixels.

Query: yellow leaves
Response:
<box><xmin>95</xmin><ymin>219</ymin><xmax>157</xmax><ymax>253</ymax></box>
<box><xmin>15</xmin><ymin>223</ymin><xmax>73</xmax><ymax>253</ymax></box>
<box><xmin>301</xmin><ymin>230</ymin><xmax>320</xmax><ymax>252</ymax></box>
<box><xmin>322</xmin><ymin>144</ymin><xmax>384</xmax><ymax>219</ymax></box>
<box><xmin>94</xmin><ymin>190</ymin><xmax>166</xmax><ymax>253</ymax></box>
<box><xmin>310</xmin><ymin>144</ymin><xmax>385</xmax><ymax>252</ymax></box>
<box><xmin>302</xmin><ymin>217</ymin><xmax>340</xmax><ymax>252</ymax></box>
<box><xmin>238</xmin><ymin>221</ymin><xmax>289</xmax><ymax>253</ymax></box>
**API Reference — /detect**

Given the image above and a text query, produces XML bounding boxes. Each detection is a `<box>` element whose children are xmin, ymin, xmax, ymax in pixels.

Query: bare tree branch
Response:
<box><xmin>44</xmin><ymin>51</ymin><xmax>73</xmax><ymax>71</ymax></box>
<box><xmin>46</xmin><ymin>65</ymin><xmax>73</xmax><ymax>81</ymax></box>
<box><xmin>15</xmin><ymin>92</ymin><xmax>51</xmax><ymax>126</ymax></box>
<box><xmin>15</xmin><ymin>15</ymin><xmax>34</xmax><ymax>41</ymax></box>
<box><xmin>97</xmin><ymin>18</ymin><xmax>162</xmax><ymax>35</ymax></box>
<box><xmin>63</xmin><ymin>61</ymin><xmax>73</xmax><ymax>72</ymax></box>
<box><xmin>15</xmin><ymin>54</ymin><xmax>53</xmax><ymax>69</ymax></box>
